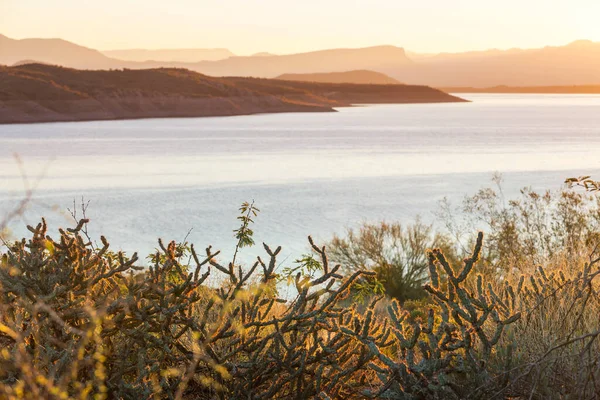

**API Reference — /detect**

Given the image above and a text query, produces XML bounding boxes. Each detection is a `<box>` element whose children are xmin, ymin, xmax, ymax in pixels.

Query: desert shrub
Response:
<box><xmin>0</xmin><ymin>213</ymin><xmax>388</xmax><ymax>399</ymax></box>
<box><xmin>0</xmin><ymin>218</ymin><xmax>525</xmax><ymax>399</ymax></box>
<box><xmin>1</xmin><ymin>201</ymin><xmax>599</xmax><ymax>399</ymax></box>
<box><xmin>363</xmin><ymin>233</ymin><xmax>600</xmax><ymax>399</ymax></box>
<box><xmin>498</xmin><ymin>261</ymin><xmax>600</xmax><ymax>399</ymax></box>
<box><xmin>438</xmin><ymin>174</ymin><xmax>600</xmax><ymax>276</ymax></box>
<box><xmin>327</xmin><ymin>220</ymin><xmax>458</xmax><ymax>303</ymax></box>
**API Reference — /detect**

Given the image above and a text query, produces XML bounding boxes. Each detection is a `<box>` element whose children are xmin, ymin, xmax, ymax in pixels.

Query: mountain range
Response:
<box><xmin>388</xmin><ymin>40</ymin><xmax>600</xmax><ymax>87</ymax></box>
<box><xmin>440</xmin><ymin>85</ymin><xmax>600</xmax><ymax>94</ymax></box>
<box><xmin>102</xmin><ymin>48</ymin><xmax>235</xmax><ymax>62</ymax></box>
<box><xmin>276</xmin><ymin>70</ymin><xmax>402</xmax><ymax>85</ymax></box>
<box><xmin>2</xmin><ymin>34</ymin><xmax>600</xmax><ymax>87</ymax></box>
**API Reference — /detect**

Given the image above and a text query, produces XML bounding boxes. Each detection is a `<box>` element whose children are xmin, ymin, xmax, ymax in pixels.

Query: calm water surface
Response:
<box><xmin>1</xmin><ymin>94</ymin><xmax>600</xmax><ymax>262</ymax></box>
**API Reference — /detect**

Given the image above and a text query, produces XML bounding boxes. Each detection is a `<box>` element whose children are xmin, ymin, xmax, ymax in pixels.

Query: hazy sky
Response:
<box><xmin>2</xmin><ymin>0</ymin><xmax>599</xmax><ymax>55</ymax></box>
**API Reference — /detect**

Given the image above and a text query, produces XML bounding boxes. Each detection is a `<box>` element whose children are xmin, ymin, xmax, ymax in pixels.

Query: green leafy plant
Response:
<box><xmin>281</xmin><ymin>252</ymin><xmax>322</xmax><ymax>284</ymax></box>
<box><xmin>327</xmin><ymin>220</ymin><xmax>457</xmax><ymax>303</ymax></box>
<box><xmin>233</xmin><ymin>201</ymin><xmax>259</xmax><ymax>249</ymax></box>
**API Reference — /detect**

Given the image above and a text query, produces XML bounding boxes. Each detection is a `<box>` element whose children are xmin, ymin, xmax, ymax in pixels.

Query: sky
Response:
<box><xmin>2</xmin><ymin>0</ymin><xmax>600</xmax><ymax>55</ymax></box>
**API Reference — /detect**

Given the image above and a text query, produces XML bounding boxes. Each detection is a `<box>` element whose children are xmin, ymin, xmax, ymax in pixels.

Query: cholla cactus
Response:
<box><xmin>0</xmin><ymin>218</ymin><xmax>383</xmax><ymax>399</ymax></box>
<box><xmin>1</xmin><ymin>216</ymin><xmax>597</xmax><ymax>399</ymax></box>
<box><xmin>336</xmin><ymin>232</ymin><xmax>522</xmax><ymax>399</ymax></box>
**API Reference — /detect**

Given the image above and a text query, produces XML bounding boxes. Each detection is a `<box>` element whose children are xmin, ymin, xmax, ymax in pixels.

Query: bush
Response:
<box><xmin>0</xmin><ymin>217</ymin><xmax>386</xmax><ymax>399</ymax></box>
<box><xmin>1</xmin><ymin>200</ymin><xmax>599</xmax><ymax>399</ymax></box>
<box><xmin>327</xmin><ymin>220</ymin><xmax>457</xmax><ymax>303</ymax></box>
<box><xmin>438</xmin><ymin>174</ymin><xmax>600</xmax><ymax>275</ymax></box>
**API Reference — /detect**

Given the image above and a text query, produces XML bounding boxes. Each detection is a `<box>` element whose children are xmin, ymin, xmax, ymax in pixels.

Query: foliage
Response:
<box><xmin>438</xmin><ymin>174</ymin><xmax>600</xmax><ymax>274</ymax></box>
<box><xmin>565</xmin><ymin>175</ymin><xmax>600</xmax><ymax>191</ymax></box>
<box><xmin>500</xmin><ymin>262</ymin><xmax>600</xmax><ymax>398</ymax></box>
<box><xmin>232</xmin><ymin>201</ymin><xmax>259</xmax><ymax>251</ymax></box>
<box><xmin>1</xmin><ymin>205</ymin><xmax>389</xmax><ymax>399</ymax></box>
<box><xmin>231</xmin><ymin>201</ymin><xmax>259</xmax><ymax>268</ymax></box>
<box><xmin>1</xmin><ymin>200</ymin><xmax>599</xmax><ymax>399</ymax></box>
<box><xmin>280</xmin><ymin>252</ymin><xmax>323</xmax><ymax>284</ymax></box>
<box><xmin>327</xmin><ymin>220</ymin><xmax>457</xmax><ymax>303</ymax></box>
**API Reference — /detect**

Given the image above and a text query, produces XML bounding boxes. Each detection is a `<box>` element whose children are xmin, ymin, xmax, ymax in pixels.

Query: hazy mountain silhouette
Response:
<box><xmin>406</xmin><ymin>47</ymin><xmax>526</xmax><ymax>62</ymax></box>
<box><xmin>0</xmin><ymin>34</ymin><xmax>117</xmax><ymax>69</ymax></box>
<box><xmin>0</xmin><ymin>34</ymin><xmax>412</xmax><ymax>77</ymax></box>
<box><xmin>4</xmin><ymin>34</ymin><xmax>600</xmax><ymax>87</ymax></box>
<box><xmin>192</xmin><ymin>40</ymin><xmax>600</xmax><ymax>85</ymax></box>
<box><xmin>102</xmin><ymin>48</ymin><xmax>235</xmax><ymax>62</ymax></box>
<box><xmin>184</xmin><ymin>45</ymin><xmax>413</xmax><ymax>77</ymax></box>
<box><xmin>391</xmin><ymin>40</ymin><xmax>600</xmax><ymax>87</ymax></box>
<box><xmin>441</xmin><ymin>84</ymin><xmax>600</xmax><ymax>94</ymax></box>
<box><xmin>276</xmin><ymin>70</ymin><xmax>402</xmax><ymax>84</ymax></box>
<box><xmin>0</xmin><ymin>64</ymin><xmax>464</xmax><ymax>124</ymax></box>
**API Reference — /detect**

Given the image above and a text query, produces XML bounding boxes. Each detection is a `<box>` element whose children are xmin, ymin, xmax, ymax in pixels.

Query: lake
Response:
<box><xmin>2</xmin><ymin>94</ymin><xmax>600</xmax><ymax>264</ymax></box>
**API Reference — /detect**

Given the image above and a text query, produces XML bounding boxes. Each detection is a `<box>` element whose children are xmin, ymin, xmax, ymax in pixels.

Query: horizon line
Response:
<box><xmin>2</xmin><ymin>32</ymin><xmax>597</xmax><ymax>58</ymax></box>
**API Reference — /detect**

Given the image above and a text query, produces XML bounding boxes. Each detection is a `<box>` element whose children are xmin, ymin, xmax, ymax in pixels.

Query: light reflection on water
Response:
<box><xmin>1</xmin><ymin>94</ymin><xmax>600</xmax><ymax>263</ymax></box>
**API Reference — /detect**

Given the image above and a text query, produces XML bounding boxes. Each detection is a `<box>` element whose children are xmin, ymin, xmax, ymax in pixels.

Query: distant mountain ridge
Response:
<box><xmin>389</xmin><ymin>40</ymin><xmax>600</xmax><ymax>87</ymax></box>
<box><xmin>3</xmin><ymin>33</ymin><xmax>600</xmax><ymax>87</ymax></box>
<box><xmin>186</xmin><ymin>45</ymin><xmax>412</xmax><ymax>77</ymax></box>
<box><xmin>0</xmin><ymin>34</ymin><xmax>115</xmax><ymax>69</ymax></box>
<box><xmin>406</xmin><ymin>47</ymin><xmax>527</xmax><ymax>62</ymax></box>
<box><xmin>0</xmin><ymin>34</ymin><xmax>411</xmax><ymax>78</ymax></box>
<box><xmin>276</xmin><ymin>70</ymin><xmax>402</xmax><ymax>85</ymax></box>
<box><xmin>0</xmin><ymin>64</ymin><xmax>464</xmax><ymax>124</ymax></box>
<box><xmin>442</xmin><ymin>84</ymin><xmax>600</xmax><ymax>94</ymax></box>
<box><xmin>102</xmin><ymin>48</ymin><xmax>235</xmax><ymax>62</ymax></box>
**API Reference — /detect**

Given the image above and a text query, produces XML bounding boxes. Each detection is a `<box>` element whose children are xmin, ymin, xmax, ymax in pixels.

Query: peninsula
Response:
<box><xmin>0</xmin><ymin>64</ymin><xmax>466</xmax><ymax>124</ymax></box>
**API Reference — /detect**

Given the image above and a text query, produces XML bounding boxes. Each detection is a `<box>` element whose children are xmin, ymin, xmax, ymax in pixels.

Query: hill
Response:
<box><xmin>185</xmin><ymin>45</ymin><xmax>412</xmax><ymax>77</ymax></box>
<box><xmin>102</xmin><ymin>48</ymin><xmax>235</xmax><ymax>62</ymax></box>
<box><xmin>276</xmin><ymin>70</ymin><xmax>401</xmax><ymax>84</ymax></box>
<box><xmin>0</xmin><ymin>64</ymin><xmax>465</xmax><ymax>124</ymax></box>
<box><xmin>0</xmin><ymin>34</ymin><xmax>117</xmax><ymax>69</ymax></box>
<box><xmin>11</xmin><ymin>59</ymin><xmax>50</xmax><ymax>67</ymax></box>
